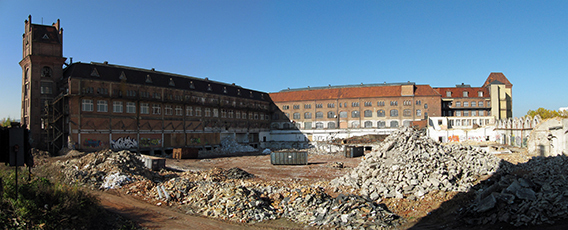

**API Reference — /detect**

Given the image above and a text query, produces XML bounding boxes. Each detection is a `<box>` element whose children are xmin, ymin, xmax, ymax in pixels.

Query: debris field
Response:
<box><xmin>49</xmin><ymin>127</ymin><xmax>568</xmax><ymax>229</ymax></box>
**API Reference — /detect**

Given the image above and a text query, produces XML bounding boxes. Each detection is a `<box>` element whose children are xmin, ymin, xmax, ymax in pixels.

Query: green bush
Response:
<box><xmin>0</xmin><ymin>167</ymin><xmax>125</xmax><ymax>230</ymax></box>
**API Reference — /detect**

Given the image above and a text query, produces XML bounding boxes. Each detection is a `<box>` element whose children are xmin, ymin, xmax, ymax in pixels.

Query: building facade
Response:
<box><xmin>20</xmin><ymin>16</ymin><xmax>271</xmax><ymax>154</ymax></box>
<box><xmin>20</xmin><ymin>16</ymin><xmax>514</xmax><ymax>153</ymax></box>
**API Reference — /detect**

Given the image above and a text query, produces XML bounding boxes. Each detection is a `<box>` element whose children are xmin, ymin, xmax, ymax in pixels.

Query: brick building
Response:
<box><xmin>19</xmin><ymin>16</ymin><xmax>513</xmax><ymax>153</ymax></box>
<box><xmin>20</xmin><ymin>16</ymin><xmax>271</xmax><ymax>154</ymax></box>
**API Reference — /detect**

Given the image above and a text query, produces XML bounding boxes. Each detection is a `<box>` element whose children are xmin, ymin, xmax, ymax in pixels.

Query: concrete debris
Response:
<box><xmin>330</xmin><ymin>127</ymin><xmax>501</xmax><ymax>199</ymax></box>
<box><xmin>211</xmin><ymin>137</ymin><xmax>257</xmax><ymax>154</ymax></box>
<box><xmin>100</xmin><ymin>172</ymin><xmax>131</xmax><ymax>189</ymax></box>
<box><xmin>462</xmin><ymin>155</ymin><xmax>568</xmax><ymax>227</ymax></box>
<box><xmin>55</xmin><ymin>149</ymin><xmax>160</xmax><ymax>188</ymax></box>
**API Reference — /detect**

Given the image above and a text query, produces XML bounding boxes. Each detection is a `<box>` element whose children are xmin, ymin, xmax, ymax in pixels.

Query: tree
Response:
<box><xmin>1</xmin><ymin>117</ymin><xmax>13</xmax><ymax>127</ymax></box>
<box><xmin>526</xmin><ymin>108</ymin><xmax>568</xmax><ymax>119</ymax></box>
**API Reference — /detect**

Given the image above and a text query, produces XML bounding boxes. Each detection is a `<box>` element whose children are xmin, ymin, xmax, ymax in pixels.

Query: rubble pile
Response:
<box><xmin>331</xmin><ymin>127</ymin><xmax>501</xmax><ymax>199</ymax></box>
<box><xmin>461</xmin><ymin>155</ymin><xmax>568</xmax><ymax>226</ymax></box>
<box><xmin>218</xmin><ymin>136</ymin><xmax>256</xmax><ymax>153</ymax></box>
<box><xmin>56</xmin><ymin>149</ymin><xmax>158</xmax><ymax>188</ymax></box>
<box><xmin>275</xmin><ymin>187</ymin><xmax>402</xmax><ymax>228</ymax></box>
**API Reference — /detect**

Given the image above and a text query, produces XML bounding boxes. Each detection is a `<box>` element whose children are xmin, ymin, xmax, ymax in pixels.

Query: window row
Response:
<box><xmin>446</xmin><ymin>91</ymin><xmax>484</xmax><ymax>97</ymax></box>
<box><xmin>288</xmin><ymin>120</ymin><xmax>412</xmax><ymax>129</ymax></box>
<box><xmin>286</xmin><ymin>109</ymin><xmax>424</xmax><ymax>120</ymax></box>
<box><xmin>81</xmin><ymin>99</ymin><xmax>268</xmax><ymax>120</ymax></box>
<box><xmin>282</xmin><ymin>101</ymin><xmax>428</xmax><ymax>110</ymax></box>
<box><xmin>454</xmin><ymin>110</ymin><xmax>487</xmax><ymax>117</ymax></box>
<box><xmin>453</xmin><ymin>101</ymin><xmax>485</xmax><ymax>107</ymax></box>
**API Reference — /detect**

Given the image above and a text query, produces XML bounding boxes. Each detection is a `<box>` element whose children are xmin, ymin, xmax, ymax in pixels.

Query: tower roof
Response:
<box><xmin>482</xmin><ymin>72</ymin><xmax>512</xmax><ymax>88</ymax></box>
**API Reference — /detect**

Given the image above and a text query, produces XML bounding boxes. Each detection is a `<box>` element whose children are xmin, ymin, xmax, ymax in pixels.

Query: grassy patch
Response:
<box><xmin>0</xmin><ymin>166</ymin><xmax>139</xmax><ymax>229</ymax></box>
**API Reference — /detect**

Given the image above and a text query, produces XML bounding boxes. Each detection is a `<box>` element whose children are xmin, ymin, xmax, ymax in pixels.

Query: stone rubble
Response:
<box><xmin>461</xmin><ymin>155</ymin><xmax>568</xmax><ymax>226</ymax></box>
<box><xmin>331</xmin><ymin>127</ymin><xmax>501</xmax><ymax>200</ymax></box>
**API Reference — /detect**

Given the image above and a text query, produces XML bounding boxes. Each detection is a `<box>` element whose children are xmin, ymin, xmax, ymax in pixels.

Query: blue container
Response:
<box><xmin>270</xmin><ymin>151</ymin><xmax>308</xmax><ymax>165</ymax></box>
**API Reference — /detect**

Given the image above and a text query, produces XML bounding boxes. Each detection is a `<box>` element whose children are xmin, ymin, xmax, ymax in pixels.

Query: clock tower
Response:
<box><xmin>19</xmin><ymin>15</ymin><xmax>66</xmax><ymax>149</ymax></box>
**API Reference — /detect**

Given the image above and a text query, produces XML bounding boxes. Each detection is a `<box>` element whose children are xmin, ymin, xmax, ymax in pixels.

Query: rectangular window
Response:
<box><xmin>195</xmin><ymin>107</ymin><xmax>202</xmax><ymax>116</ymax></box>
<box><xmin>446</xmin><ymin>91</ymin><xmax>451</xmax><ymax>97</ymax></box>
<box><xmin>455</xmin><ymin>102</ymin><xmax>461</xmax><ymax>107</ymax></box>
<box><xmin>304</xmin><ymin>104</ymin><xmax>311</xmax><ymax>109</ymax></box>
<box><xmin>186</xmin><ymin>106</ymin><xmax>193</xmax><ymax>116</ymax></box>
<box><xmin>316</xmin><ymin>104</ymin><xmax>323</xmax><ymax>108</ymax></box>
<box><xmin>464</xmin><ymin>111</ymin><xmax>470</xmax><ymax>116</ymax></box>
<box><xmin>479</xmin><ymin>111</ymin><xmax>484</xmax><ymax>116</ymax></box>
<box><xmin>377</xmin><ymin>101</ymin><xmax>385</xmax><ymax>106</ymax></box>
<box><xmin>352</xmin><ymin>102</ymin><xmax>359</xmax><ymax>107</ymax></box>
<box><xmin>228</xmin><ymin>110</ymin><xmax>234</xmax><ymax>118</ymax></box>
<box><xmin>463</xmin><ymin>91</ymin><xmax>469</xmax><ymax>97</ymax></box>
<box><xmin>478</xmin><ymin>91</ymin><xmax>483</xmax><ymax>97</ymax></box>
<box><xmin>113</xmin><ymin>101</ymin><xmax>123</xmax><ymax>113</ymax></box>
<box><xmin>204</xmin><ymin>108</ymin><xmax>211</xmax><ymax>117</ymax></box>
<box><xmin>221</xmin><ymin>109</ymin><xmax>227</xmax><ymax>118</ymax></box>
<box><xmin>175</xmin><ymin>106</ymin><xmax>182</xmax><ymax>116</ymax></box>
<box><xmin>327</xmin><ymin>103</ymin><xmax>335</xmax><ymax>108</ymax></box>
<box><xmin>82</xmin><ymin>99</ymin><xmax>93</xmax><ymax>112</ymax></box>
<box><xmin>304</xmin><ymin>122</ymin><xmax>312</xmax><ymax>129</ymax></box>
<box><xmin>464</xmin><ymin>102</ymin><xmax>469</xmax><ymax>107</ymax></box>
<box><xmin>479</xmin><ymin>101</ymin><xmax>484</xmax><ymax>107</ymax></box>
<box><xmin>165</xmin><ymin>105</ymin><xmax>173</xmax><ymax>115</ymax></box>
<box><xmin>236</xmin><ymin>111</ymin><xmax>241</xmax><ymax>119</ymax></box>
<box><xmin>293</xmin><ymin>105</ymin><xmax>300</xmax><ymax>109</ymax></box>
<box><xmin>140</xmin><ymin>103</ymin><xmax>149</xmax><ymax>114</ymax></box>
<box><xmin>97</xmin><ymin>100</ymin><xmax>108</xmax><ymax>112</ymax></box>
<box><xmin>472</xmin><ymin>111</ymin><xmax>477</xmax><ymax>116</ymax></box>
<box><xmin>456</xmin><ymin>111</ymin><xmax>462</xmax><ymax>116</ymax></box>
<box><xmin>126</xmin><ymin>102</ymin><xmax>136</xmax><ymax>113</ymax></box>
<box><xmin>364</xmin><ymin>102</ymin><xmax>372</xmax><ymax>107</ymax></box>
<box><xmin>152</xmin><ymin>104</ymin><xmax>161</xmax><ymax>115</ymax></box>
<box><xmin>282</xmin><ymin>105</ymin><xmax>290</xmax><ymax>110</ymax></box>
<box><xmin>213</xmin><ymin>108</ymin><xmax>219</xmax><ymax>117</ymax></box>
<box><xmin>40</xmin><ymin>82</ymin><xmax>53</xmax><ymax>94</ymax></box>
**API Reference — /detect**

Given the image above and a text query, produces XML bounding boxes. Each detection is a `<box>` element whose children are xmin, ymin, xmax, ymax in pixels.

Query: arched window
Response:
<box><xmin>352</xmin><ymin>111</ymin><xmax>360</xmax><ymax>118</ymax></box>
<box><xmin>327</xmin><ymin>111</ymin><xmax>335</xmax><ymax>118</ymax></box>
<box><xmin>364</xmin><ymin>121</ymin><xmax>373</xmax><ymax>128</ymax></box>
<box><xmin>403</xmin><ymin>109</ymin><xmax>411</xmax><ymax>117</ymax></box>
<box><xmin>390</xmin><ymin>120</ymin><xmax>399</xmax><ymax>128</ymax></box>
<box><xmin>403</xmin><ymin>120</ymin><xmax>411</xmax><ymax>127</ymax></box>
<box><xmin>283</xmin><ymin>123</ymin><xmax>290</xmax><ymax>129</ymax></box>
<box><xmin>390</xmin><ymin>109</ymin><xmax>398</xmax><ymax>117</ymax></box>
<box><xmin>364</xmin><ymin>110</ymin><xmax>373</xmax><ymax>117</ymax></box>
<box><xmin>315</xmin><ymin>122</ymin><xmax>324</xmax><ymax>129</ymax></box>
<box><xmin>304</xmin><ymin>112</ymin><xmax>312</xmax><ymax>119</ymax></box>
<box><xmin>315</xmin><ymin>112</ymin><xmax>323</xmax><ymax>118</ymax></box>
<box><xmin>327</xmin><ymin>122</ymin><xmax>336</xmax><ymax>129</ymax></box>
<box><xmin>377</xmin><ymin>121</ymin><xmax>386</xmax><ymax>128</ymax></box>
<box><xmin>377</xmin><ymin>110</ymin><xmax>385</xmax><ymax>117</ymax></box>
<box><xmin>339</xmin><ymin>111</ymin><xmax>348</xmax><ymax>118</ymax></box>
<box><xmin>416</xmin><ymin>109</ymin><xmax>422</xmax><ymax>117</ymax></box>
<box><xmin>293</xmin><ymin>112</ymin><xmax>300</xmax><ymax>119</ymax></box>
<box><xmin>41</xmin><ymin>66</ymin><xmax>52</xmax><ymax>78</ymax></box>
<box><xmin>271</xmin><ymin>123</ymin><xmax>279</xmax><ymax>129</ymax></box>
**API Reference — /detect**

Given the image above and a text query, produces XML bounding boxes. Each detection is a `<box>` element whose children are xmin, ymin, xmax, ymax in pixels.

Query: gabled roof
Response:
<box><xmin>63</xmin><ymin>62</ymin><xmax>269</xmax><ymax>101</ymax></box>
<box><xmin>269</xmin><ymin>84</ymin><xmax>440</xmax><ymax>102</ymax></box>
<box><xmin>483</xmin><ymin>72</ymin><xmax>512</xmax><ymax>88</ymax></box>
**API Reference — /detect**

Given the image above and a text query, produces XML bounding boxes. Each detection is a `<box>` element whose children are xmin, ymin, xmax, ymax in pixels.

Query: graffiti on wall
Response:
<box><xmin>140</xmin><ymin>138</ymin><xmax>161</xmax><ymax>148</ymax></box>
<box><xmin>83</xmin><ymin>139</ymin><xmax>102</xmax><ymax>148</ymax></box>
<box><xmin>448</xmin><ymin>135</ymin><xmax>460</xmax><ymax>142</ymax></box>
<box><xmin>111</xmin><ymin>137</ymin><xmax>138</xmax><ymax>150</ymax></box>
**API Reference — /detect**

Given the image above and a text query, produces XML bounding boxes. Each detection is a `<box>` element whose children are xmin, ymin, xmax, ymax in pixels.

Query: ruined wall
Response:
<box><xmin>527</xmin><ymin>118</ymin><xmax>568</xmax><ymax>156</ymax></box>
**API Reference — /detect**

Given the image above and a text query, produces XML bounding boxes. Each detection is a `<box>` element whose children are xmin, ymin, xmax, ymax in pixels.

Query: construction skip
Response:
<box><xmin>270</xmin><ymin>151</ymin><xmax>308</xmax><ymax>165</ymax></box>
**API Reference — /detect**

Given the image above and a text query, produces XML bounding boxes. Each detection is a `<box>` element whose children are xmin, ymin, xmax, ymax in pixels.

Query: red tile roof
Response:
<box><xmin>433</xmin><ymin>87</ymin><xmax>489</xmax><ymax>98</ymax></box>
<box><xmin>269</xmin><ymin>85</ymin><xmax>440</xmax><ymax>102</ymax></box>
<box><xmin>482</xmin><ymin>72</ymin><xmax>512</xmax><ymax>88</ymax></box>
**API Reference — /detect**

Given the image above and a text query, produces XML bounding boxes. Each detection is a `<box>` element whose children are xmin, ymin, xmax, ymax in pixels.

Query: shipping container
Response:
<box><xmin>139</xmin><ymin>155</ymin><xmax>166</xmax><ymax>171</ymax></box>
<box><xmin>345</xmin><ymin>146</ymin><xmax>364</xmax><ymax>158</ymax></box>
<box><xmin>270</xmin><ymin>151</ymin><xmax>308</xmax><ymax>165</ymax></box>
<box><xmin>173</xmin><ymin>147</ymin><xmax>199</xmax><ymax>159</ymax></box>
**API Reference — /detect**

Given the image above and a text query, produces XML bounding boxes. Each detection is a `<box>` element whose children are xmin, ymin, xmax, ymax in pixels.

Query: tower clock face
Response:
<box><xmin>41</xmin><ymin>67</ymin><xmax>52</xmax><ymax>78</ymax></box>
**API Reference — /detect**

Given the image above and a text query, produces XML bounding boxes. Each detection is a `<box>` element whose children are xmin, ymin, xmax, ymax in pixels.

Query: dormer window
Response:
<box><xmin>463</xmin><ymin>91</ymin><xmax>469</xmax><ymax>97</ymax></box>
<box><xmin>446</xmin><ymin>91</ymin><xmax>451</xmax><ymax>97</ymax></box>
<box><xmin>119</xmin><ymin>71</ymin><xmax>127</xmax><ymax>81</ymax></box>
<box><xmin>207</xmin><ymin>84</ymin><xmax>212</xmax><ymax>91</ymax></box>
<box><xmin>169</xmin><ymin>78</ymin><xmax>175</xmax><ymax>86</ymax></box>
<box><xmin>145</xmin><ymin>75</ymin><xmax>152</xmax><ymax>83</ymax></box>
<box><xmin>478</xmin><ymin>91</ymin><xmax>483</xmax><ymax>97</ymax></box>
<box><xmin>90</xmin><ymin>68</ymin><xmax>100</xmax><ymax>77</ymax></box>
<box><xmin>250</xmin><ymin>91</ymin><xmax>253</xmax><ymax>98</ymax></box>
<box><xmin>237</xmin><ymin>89</ymin><xmax>241</xmax><ymax>96</ymax></box>
<box><xmin>41</xmin><ymin>66</ymin><xmax>52</xmax><ymax>78</ymax></box>
<box><xmin>189</xmin><ymin>81</ymin><xmax>195</xmax><ymax>89</ymax></box>
<box><xmin>223</xmin><ymin>87</ymin><xmax>227</xmax><ymax>94</ymax></box>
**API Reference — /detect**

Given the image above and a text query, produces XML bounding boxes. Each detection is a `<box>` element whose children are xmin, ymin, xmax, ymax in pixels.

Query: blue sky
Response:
<box><xmin>1</xmin><ymin>0</ymin><xmax>567</xmax><ymax>120</ymax></box>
